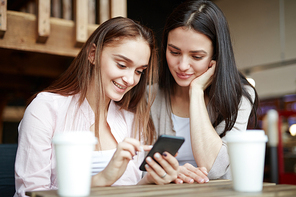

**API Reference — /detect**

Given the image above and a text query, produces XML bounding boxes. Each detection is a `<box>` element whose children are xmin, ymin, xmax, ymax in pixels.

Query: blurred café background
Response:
<box><xmin>0</xmin><ymin>0</ymin><xmax>295</xmax><ymax>194</ymax></box>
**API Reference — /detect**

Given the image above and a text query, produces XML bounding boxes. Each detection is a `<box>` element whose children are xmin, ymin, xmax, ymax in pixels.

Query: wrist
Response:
<box><xmin>189</xmin><ymin>85</ymin><xmax>204</xmax><ymax>98</ymax></box>
<box><xmin>91</xmin><ymin>170</ymin><xmax>112</xmax><ymax>187</ymax></box>
<box><xmin>138</xmin><ymin>173</ymin><xmax>152</xmax><ymax>185</ymax></box>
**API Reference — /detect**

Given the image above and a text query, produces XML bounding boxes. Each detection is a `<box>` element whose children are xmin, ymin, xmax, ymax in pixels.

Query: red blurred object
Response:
<box><xmin>277</xmin><ymin>111</ymin><xmax>296</xmax><ymax>185</ymax></box>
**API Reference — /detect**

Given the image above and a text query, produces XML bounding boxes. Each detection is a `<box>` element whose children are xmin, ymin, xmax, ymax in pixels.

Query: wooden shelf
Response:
<box><xmin>0</xmin><ymin>11</ymin><xmax>99</xmax><ymax>57</ymax></box>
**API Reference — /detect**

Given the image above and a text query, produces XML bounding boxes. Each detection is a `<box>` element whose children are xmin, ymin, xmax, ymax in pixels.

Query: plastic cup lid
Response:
<box><xmin>52</xmin><ymin>131</ymin><xmax>98</xmax><ymax>145</ymax></box>
<box><xmin>225</xmin><ymin>130</ymin><xmax>268</xmax><ymax>143</ymax></box>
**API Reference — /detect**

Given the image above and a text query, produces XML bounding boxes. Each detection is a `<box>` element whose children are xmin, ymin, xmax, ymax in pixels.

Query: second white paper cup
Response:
<box><xmin>53</xmin><ymin>131</ymin><xmax>97</xmax><ymax>197</ymax></box>
<box><xmin>226</xmin><ymin>130</ymin><xmax>268</xmax><ymax>192</ymax></box>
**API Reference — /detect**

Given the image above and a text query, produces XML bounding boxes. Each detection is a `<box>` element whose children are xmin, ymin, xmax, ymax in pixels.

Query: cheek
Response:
<box><xmin>101</xmin><ymin>66</ymin><xmax>119</xmax><ymax>85</ymax></box>
<box><xmin>100</xmin><ymin>60</ymin><xmax>112</xmax><ymax>77</ymax></box>
<box><xmin>101</xmin><ymin>67</ymin><xmax>112</xmax><ymax>81</ymax></box>
<box><xmin>192</xmin><ymin>61</ymin><xmax>210</xmax><ymax>73</ymax></box>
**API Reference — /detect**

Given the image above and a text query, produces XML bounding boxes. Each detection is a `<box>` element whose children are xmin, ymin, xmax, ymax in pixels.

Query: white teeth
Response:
<box><xmin>113</xmin><ymin>81</ymin><xmax>125</xmax><ymax>89</ymax></box>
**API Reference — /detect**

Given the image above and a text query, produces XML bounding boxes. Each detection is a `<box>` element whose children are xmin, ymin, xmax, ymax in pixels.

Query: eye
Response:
<box><xmin>169</xmin><ymin>50</ymin><xmax>180</xmax><ymax>56</ymax></box>
<box><xmin>117</xmin><ymin>63</ymin><xmax>126</xmax><ymax>68</ymax></box>
<box><xmin>193</xmin><ymin>56</ymin><xmax>202</xmax><ymax>60</ymax></box>
<box><xmin>136</xmin><ymin>69</ymin><xmax>145</xmax><ymax>75</ymax></box>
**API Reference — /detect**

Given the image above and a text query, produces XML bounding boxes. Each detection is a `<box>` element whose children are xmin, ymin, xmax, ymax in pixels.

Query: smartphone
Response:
<box><xmin>139</xmin><ymin>135</ymin><xmax>185</xmax><ymax>171</ymax></box>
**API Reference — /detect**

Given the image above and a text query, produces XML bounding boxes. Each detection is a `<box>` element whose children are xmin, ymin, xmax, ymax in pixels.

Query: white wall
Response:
<box><xmin>215</xmin><ymin>0</ymin><xmax>296</xmax><ymax>99</ymax></box>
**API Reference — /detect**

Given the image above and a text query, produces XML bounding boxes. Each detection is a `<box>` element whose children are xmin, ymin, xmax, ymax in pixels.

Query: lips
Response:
<box><xmin>176</xmin><ymin>72</ymin><xmax>192</xmax><ymax>79</ymax></box>
<box><xmin>113</xmin><ymin>81</ymin><xmax>126</xmax><ymax>90</ymax></box>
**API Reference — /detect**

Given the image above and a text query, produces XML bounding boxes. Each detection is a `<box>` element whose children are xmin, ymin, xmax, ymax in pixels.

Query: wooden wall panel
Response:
<box><xmin>74</xmin><ymin>0</ymin><xmax>88</xmax><ymax>47</ymax></box>
<box><xmin>0</xmin><ymin>0</ymin><xmax>7</xmax><ymax>38</ymax></box>
<box><xmin>62</xmin><ymin>0</ymin><xmax>72</xmax><ymax>20</ymax></box>
<box><xmin>2</xmin><ymin>107</ymin><xmax>25</xmax><ymax>122</ymax></box>
<box><xmin>99</xmin><ymin>0</ymin><xmax>109</xmax><ymax>24</ymax></box>
<box><xmin>52</xmin><ymin>0</ymin><xmax>62</xmax><ymax>18</ymax></box>
<box><xmin>37</xmin><ymin>0</ymin><xmax>50</xmax><ymax>43</ymax></box>
<box><xmin>88</xmin><ymin>0</ymin><xmax>96</xmax><ymax>24</ymax></box>
<box><xmin>110</xmin><ymin>0</ymin><xmax>127</xmax><ymax>18</ymax></box>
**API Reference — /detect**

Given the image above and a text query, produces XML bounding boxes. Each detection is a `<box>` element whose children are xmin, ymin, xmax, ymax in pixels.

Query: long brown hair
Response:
<box><xmin>42</xmin><ymin>17</ymin><xmax>157</xmax><ymax>144</ymax></box>
<box><xmin>159</xmin><ymin>0</ymin><xmax>258</xmax><ymax>137</ymax></box>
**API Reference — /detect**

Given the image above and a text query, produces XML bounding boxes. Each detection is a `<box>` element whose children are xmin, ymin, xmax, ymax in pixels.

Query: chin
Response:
<box><xmin>175</xmin><ymin>81</ymin><xmax>191</xmax><ymax>87</ymax></box>
<box><xmin>110</xmin><ymin>95</ymin><xmax>125</xmax><ymax>102</ymax></box>
<box><xmin>111</xmin><ymin>97</ymin><xmax>124</xmax><ymax>102</ymax></box>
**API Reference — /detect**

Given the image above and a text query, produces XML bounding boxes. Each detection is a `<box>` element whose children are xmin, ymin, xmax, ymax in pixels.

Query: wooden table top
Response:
<box><xmin>26</xmin><ymin>180</ymin><xmax>296</xmax><ymax>197</ymax></box>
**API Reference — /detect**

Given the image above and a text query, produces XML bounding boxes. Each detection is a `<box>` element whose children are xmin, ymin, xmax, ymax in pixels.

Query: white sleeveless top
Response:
<box><xmin>91</xmin><ymin>149</ymin><xmax>116</xmax><ymax>176</ymax></box>
<box><xmin>91</xmin><ymin>148</ymin><xmax>144</xmax><ymax>186</ymax></box>
<box><xmin>172</xmin><ymin>113</ymin><xmax>197</xmax><ymax>167</ymax></box>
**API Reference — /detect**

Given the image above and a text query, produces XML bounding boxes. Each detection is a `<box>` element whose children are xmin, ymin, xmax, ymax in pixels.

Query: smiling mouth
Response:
<box><xmin>176</xmin><ymin>73</ymin><xmax>192</xmax><ymax>79</ymax></box>
<box><xmin>113</xmin><ymin>81</ymin><xmax>126</xmax><ymax>90</ymax></box>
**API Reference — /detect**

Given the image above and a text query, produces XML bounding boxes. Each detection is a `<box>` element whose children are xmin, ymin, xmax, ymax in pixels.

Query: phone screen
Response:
<box><xmin>139</xmin><ymin>135</ymin><xmax>185</xmax><ymax>171</ymax></box>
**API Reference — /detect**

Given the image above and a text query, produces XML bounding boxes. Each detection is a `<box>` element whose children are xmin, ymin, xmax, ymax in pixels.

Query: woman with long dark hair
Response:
<box><xmin>15</xmin><ymin>17</ymin><xmax>179</xmax><ymax>197</ymax></box>
<box><xmin>151</xmin><ymin>0</ymin><xmax>258</xmax><ymax>183</ymax></box>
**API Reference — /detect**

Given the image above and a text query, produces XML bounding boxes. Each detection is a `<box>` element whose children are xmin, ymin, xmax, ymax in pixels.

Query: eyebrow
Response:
<box><xmin>113</xmin><ymin>54</ymin><xmax>148</xmax><ymax>68</ymax></box>
<box><xmin>167</xmin><ymin>44</ymin><xmax>208</xmax><ymax>54</ymax></box>
<box><xmin>114</xmin><ymin>54</ymin><xmax>133</xmax><ymax>63</ymax></box>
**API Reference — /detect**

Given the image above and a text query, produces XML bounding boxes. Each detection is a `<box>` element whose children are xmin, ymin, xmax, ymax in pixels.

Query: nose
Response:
<box><xmin>178</xmin><ymin>56</ymin><xmax>190</xmax><ymax>71</ymax></box>
<box><xmin>122</xmin><ymin>71</ymin><xmax>135</xmax><ymax>86</ymax></box>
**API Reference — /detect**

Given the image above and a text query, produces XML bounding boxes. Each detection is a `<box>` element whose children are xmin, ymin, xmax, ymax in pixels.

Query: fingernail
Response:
<box><xmin>199</xmin><ymin>179</ymin><xmax>204</xmax><ymax>183</ymax></box>
<box><xmin>162</xmin><ymin>152</ymin><xmax>167</xmax><ymax>157</ymax></box>
<box><xmin>145</xmin><ymin>164</ymin><xmax>149</xmax><ymax>169</ymax></box>
<box><xmin>148</xmin><ymin>145</ymin><xmax>153</xmax><ymax>149</ymax></box>
<box><xmin>135</xmin><ymin>151</ymin><xmax>138</xmax><ymax>155</ymax></box>
<box><xmin>178</xmin><ymin>180</ymin><xmax>183</xmax><ymax>184</ymax></box>
<box><xmin>155</xmin><ymin>153</ymin><xmax>161</xmax><ymax>159</ymax></box>
<box><xmin>147</xmin><ymin>157</ymin><xmax>152</xmax><ymax>163</ymax></box>
<box><xmin>202</xmin><ymin>170</ymin><xmax>208</xmax><ymax>175</ymax></box>
<box><xmin>205</xmin><ymin>178</ymin><xmax>209</xmax><ymax>183</ymax></box>
<box><xmin>189</xmin><ymin>179</ymin><xmax>194</xmax><ymax>183</ymax></box>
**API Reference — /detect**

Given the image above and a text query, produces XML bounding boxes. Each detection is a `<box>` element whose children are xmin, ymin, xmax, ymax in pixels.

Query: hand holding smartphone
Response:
<box><xmin>139</xmin><ymin>135</ymin><xmax>185</xmax><ymax>171</ymax></box>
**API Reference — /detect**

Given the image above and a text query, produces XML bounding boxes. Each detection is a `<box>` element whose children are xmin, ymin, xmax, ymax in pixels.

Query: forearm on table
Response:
<box><xmin>207</xmin><ymin>141</ymin><xmax>230</xmax><ymax>179</ymax></box>
<box><xmin>189</xmin><ymin>88</ymin><xmax>222</xmax><ymax>171</ymax></box>
<box><xmin>91</xmin><ymin>171</ymin><xmax>112</xmax><ymax>187</ymax></box>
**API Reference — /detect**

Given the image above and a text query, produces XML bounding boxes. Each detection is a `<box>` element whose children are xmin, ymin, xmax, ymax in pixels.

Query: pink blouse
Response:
<box><xmin>14</xmin><ymin>92</ymin><xmax>144</xmax><ymax>197</ymax></box>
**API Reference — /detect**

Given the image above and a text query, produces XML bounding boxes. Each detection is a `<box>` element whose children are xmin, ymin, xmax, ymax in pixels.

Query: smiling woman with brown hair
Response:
<box><xmin>14</xmin><ymin>17</ymin><xmax>179</xmax><ymax>197</ymax></box>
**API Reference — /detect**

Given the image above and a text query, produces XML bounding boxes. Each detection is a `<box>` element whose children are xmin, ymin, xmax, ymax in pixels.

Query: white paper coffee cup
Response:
<box><xmin>225</xmin><ymin>130</ymin><xmax>268</xmax><ymax>192</ymax></box>
<box><xmin>53</xmin><ymin>131</ymin><xmax>97</xmax><ymax>197</ymax></box>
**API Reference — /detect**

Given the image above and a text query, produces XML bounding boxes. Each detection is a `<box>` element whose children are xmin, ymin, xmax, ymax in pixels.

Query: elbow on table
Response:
<box><xmin>207</xmin><ymin>144</ymin><xmax>231</xmax><ymax>180</ymax></box>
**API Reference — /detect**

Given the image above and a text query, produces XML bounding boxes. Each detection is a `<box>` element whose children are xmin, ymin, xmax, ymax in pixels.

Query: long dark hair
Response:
<box><xmin>42</xmin><ymin>17</ymin><xmax>157</xmax><ymax>144</ymax></box>
<box><xmin>159</xmin><ymin>0</ymin><xmax>258</xmax><ymax>137</ymax></box>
